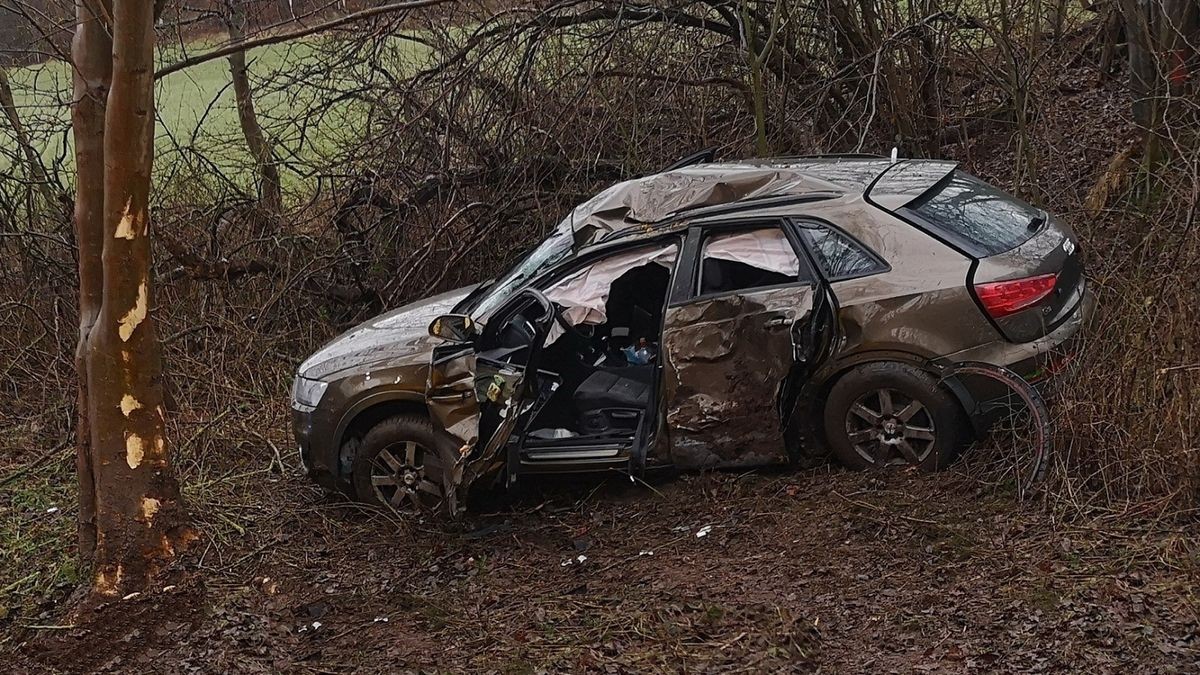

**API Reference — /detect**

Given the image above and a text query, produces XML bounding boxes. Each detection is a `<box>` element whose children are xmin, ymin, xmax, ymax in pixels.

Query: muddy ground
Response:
<box><xmin>5</xmin><ymin>461</ymin><xmax>1198</xmax><ymax>673</ymax></box>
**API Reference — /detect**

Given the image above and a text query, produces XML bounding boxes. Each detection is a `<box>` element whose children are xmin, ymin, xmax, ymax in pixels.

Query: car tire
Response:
<box><xmin>351</xmin><ymin>414</ymin><xmax>458</xmax><ymax>514</ymax></box>
<box><xmin>823</xmin><ymin>362</ymin><xmax>969</xmax><ymax>472</ymax></box>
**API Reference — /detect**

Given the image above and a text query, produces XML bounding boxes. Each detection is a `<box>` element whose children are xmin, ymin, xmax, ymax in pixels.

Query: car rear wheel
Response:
<box><xmin>351</xmin><ymin>415</ymin><xmax>455</xmax><ymax>514</ymax></box>
<box><xmin>823</xmin><ymin>362</ymin><xmax>968</xmax><ymax>472</ymax></box>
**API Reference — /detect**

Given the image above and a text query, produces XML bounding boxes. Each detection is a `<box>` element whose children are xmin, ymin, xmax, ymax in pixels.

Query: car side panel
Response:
<box><xmin>792</xmin><ymin>199</ymin><xmax>998</xmax><ymax>360</ymax></box>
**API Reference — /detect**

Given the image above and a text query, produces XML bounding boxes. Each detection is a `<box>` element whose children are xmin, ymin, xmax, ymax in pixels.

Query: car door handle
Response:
<box><xmin>764</xmin><ymin>315</ymin><xmax>791</xmax><ymax>328</ymax></box>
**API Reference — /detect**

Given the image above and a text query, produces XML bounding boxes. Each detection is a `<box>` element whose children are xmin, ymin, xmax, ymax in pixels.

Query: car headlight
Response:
<box><xmin>291</xmin><ymin>377</ymin><xmax>329</xmax><ymax>408</ymax></box>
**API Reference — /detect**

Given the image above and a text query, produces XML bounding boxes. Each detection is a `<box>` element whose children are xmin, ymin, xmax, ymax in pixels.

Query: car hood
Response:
<box><xmin>298</xmin><ymin>285</ymin><xmax>476</xmax><ymax>380</ymax></box>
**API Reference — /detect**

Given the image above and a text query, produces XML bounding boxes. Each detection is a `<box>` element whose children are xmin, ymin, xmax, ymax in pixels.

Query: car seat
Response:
<box><xmin>572</xmin><ymin>367</ymin><xmax>653</xmax><ymax>435</ymax></box>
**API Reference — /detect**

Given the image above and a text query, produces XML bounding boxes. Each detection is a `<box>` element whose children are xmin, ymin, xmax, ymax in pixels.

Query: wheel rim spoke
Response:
<box><xmin>417</xmin><ymin>479</ymin><xmax>441</xmax><ymax>497</ymax></box>
<box><xmin>877</xmin><ymin>389</ymin><xmax>894</xmax><ymax>416</ymax></box>
<box><xmin>402</xmin><ymin>441</ymin><xmax>418</xmax><ymax>466</ymax></box>
<box><xmin>896</xmin><ymin>400</ymin><xmax>924</xmax><ymax>422</ymax></box>
<box><xmin>377</xmin><ymin>449</ymin><xmax>404</xmax><ymax>473</ymax></box>
<box><xmin>905</xmin><ymin>426</ymin><xmax>936</xmax><ymax>442</ymax></box>
<box><xmin>896</xmin><ymin>439</ymin><xmax>921</xmax><ymax>464</ymax></box>
<box><xmin>848</xmin><ymin>429</ymin><xmax>877</xmax><ymax>444</ymax></box>
<box><xmin>850</xmin><ymin>402</ymin><xmax>881</xmax><ymax>424</ymax></box>
<box><xmin>371</xmin><ymin>475</ymin><xmax>398</xmax><ymax>487</ymax></box>
<box><xmin>389</xmin><ymin>487</ymin><xmax>411</xmax><ymax>508</ymax></box>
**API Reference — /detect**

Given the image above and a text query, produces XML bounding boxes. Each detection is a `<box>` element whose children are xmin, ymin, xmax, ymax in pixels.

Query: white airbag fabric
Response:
<box><xmin>702</xmin><ymin>229</ymin><xmax>800</xmax><ymax>277</ymax></box>
<box><xmin>545</xmin><ymin>245</ymin><xmax>678</xmax><ymax>344</ymax></box>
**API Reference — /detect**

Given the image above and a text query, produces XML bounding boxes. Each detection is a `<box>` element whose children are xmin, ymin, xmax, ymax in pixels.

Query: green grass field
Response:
<box><xmin>3</xmin><ymin>35</ymin><xmax>431</xmax><ymax>197</ymax></box>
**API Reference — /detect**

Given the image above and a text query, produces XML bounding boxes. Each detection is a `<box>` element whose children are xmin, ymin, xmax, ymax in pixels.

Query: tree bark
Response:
<box><xmin>223</xmin><ymin>0</ymin><xmax>282</xmax><ymax>214</ymax></box>
<box><xmin>74</xmin><ymin>0</ymin><xmax>195</xmax><ymax>599</ymax></box>
<box><xmin>71</xmin><ymin>0</ymin><xmax>113</xmax><ymax>569</ymax></box>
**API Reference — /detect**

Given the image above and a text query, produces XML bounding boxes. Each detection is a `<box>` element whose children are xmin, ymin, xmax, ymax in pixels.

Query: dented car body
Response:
<box><xmin>292</xmin><ymin>156</ymin><xmax>1093</xmax><ymax>513</ymax></box>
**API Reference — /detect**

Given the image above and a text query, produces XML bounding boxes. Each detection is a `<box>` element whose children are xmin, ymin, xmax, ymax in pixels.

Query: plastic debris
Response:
<box><xmin>696</xmin><ymin>525</ymin><xmax>713</xmax><ymax>538</ymax></box>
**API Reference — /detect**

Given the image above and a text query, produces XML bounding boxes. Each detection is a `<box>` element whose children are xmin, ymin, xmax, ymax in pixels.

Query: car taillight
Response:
<box><xmin>975</xmin><ymin>273</ymin><xmax>1059</xmax><ymax>319</ymax></box>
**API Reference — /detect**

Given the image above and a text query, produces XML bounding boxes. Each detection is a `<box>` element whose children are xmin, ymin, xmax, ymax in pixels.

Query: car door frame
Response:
<box><xmin>655</xmin><ymin>216</ymin><xmax>836</xmax><ymax>468</ymax></box>
<box><xmin>506</xmin><ymin>234</ymin><xmax>687</xmax><ymax>478</ymax></box>
<box><xmin>426</xmin><ymin>288</ymin><xmax>557</xmax><ymax>501</ymax></box>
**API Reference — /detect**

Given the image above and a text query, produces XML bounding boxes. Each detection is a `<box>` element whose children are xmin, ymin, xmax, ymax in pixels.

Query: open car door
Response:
<box><xmin>425</xmin><ymin>289</ymin><xmax>555</xmax><ymax>513</ymax></box>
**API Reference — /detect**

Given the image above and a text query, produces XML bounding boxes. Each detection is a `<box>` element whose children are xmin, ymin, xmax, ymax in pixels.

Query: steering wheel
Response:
<box><xmin>551</xmin><ymin>303</ymin><xmax>604</xmax><ymax>364</ymax></box>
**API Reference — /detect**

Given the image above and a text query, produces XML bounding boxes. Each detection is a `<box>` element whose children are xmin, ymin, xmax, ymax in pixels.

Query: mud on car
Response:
<box><xmin>292</xmin><ymin>156</ymin><xmax>1093</xmax><ymax>514</ymax></box>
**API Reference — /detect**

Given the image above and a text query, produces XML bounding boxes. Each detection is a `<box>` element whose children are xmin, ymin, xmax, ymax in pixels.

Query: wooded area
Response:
<box><xmin>2</xmin><ymin>0</ymin><xmax>1199</xmax><ymax>670</ymax></box>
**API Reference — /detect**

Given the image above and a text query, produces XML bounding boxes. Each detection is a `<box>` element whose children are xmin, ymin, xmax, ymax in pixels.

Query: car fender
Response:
<box><xmin>333</xmin><ymin>388</ymin><xmax>429</xmax><ymax>456</ymax></box>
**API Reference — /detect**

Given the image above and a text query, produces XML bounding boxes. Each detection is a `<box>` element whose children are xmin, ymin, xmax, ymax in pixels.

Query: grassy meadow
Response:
<box><xmin>3</xmin><ymin>34</ymin><xmax>431</xmax><ymax>197</ymax></box>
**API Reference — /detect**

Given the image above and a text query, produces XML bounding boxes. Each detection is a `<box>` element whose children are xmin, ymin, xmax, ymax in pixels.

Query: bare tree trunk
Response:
<box><xmin>223</xmin><ymin>0</ymin><xmax>282</xmax><ymax>214</ymax></box>
<box><xmin>1097</xmin><ymin>6</ymin><xmax>1124</xmax><ymax>82</ymax></box>
<box><xmin>0</xmin><ymin>69</ymin><xmax>57</xmax><ymax>206</ymax></box>
<box><xmin>75</xmin><ymin>0</ymin><xmax>194</xmax><ymax>600</ymax></box>
<box><xmin>1117</xmin><ymin>0</ymin><xmax>1197</xmax><ymax>184</ymax></box>
<box><xmin>71</xmin><ymin>0</ymin><xmax>112</xmax><ymax>569</ymax></box>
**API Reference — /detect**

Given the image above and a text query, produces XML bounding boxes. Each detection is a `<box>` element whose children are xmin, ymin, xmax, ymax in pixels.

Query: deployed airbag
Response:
<box><xmin>544</xmin><ymin>244</ymin><xmax>678</xmax><ymax>344</ymax></box>
<box><xmin>702</xmin><ymin>229</ymin><xmax>800</xmax><ymax>277</ymax></box>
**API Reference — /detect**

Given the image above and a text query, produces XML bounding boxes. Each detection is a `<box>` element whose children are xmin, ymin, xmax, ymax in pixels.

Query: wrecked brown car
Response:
<box><xmin>291</xmin><ymin>156</ymin><xmax>1094</xmax><ymax>514</ymax></box>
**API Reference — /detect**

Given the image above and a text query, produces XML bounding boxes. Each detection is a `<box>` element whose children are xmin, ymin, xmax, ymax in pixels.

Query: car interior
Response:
<box><xmin>480</xmin><ymin>227</ymin><xmax>804</xmax><ymax>459</ymax></box>
<box><xmin>525</xmin><ymin>258</ymin><xmax>672</xmax><ymax>447</ymax></box>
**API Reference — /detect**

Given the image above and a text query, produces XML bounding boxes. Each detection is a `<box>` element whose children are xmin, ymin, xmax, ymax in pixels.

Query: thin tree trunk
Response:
<box><xmin>223</xmin><ymin>0</ymin><xmax>282</xmax><ymax>213</ymax></box>
<box><xmin>0</xmin><ymin>69</ymin><xmax>57</xmax><ymax>206</ymax></box>
<box><xmin>83</xmin><ymin>0</ymin><xmax>194</xmax><ymax>599</ymax></box>
<box><xmin>70</xmin><ymin>0</ymin><xmax>112</xmax><ymax>568</ymax></box>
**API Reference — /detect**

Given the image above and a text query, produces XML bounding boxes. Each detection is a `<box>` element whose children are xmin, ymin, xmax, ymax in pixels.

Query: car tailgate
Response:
<box><xmin>970</xmin><ymin>215</ymin><xmax>1085</xmax><ymax>343</ymax></box>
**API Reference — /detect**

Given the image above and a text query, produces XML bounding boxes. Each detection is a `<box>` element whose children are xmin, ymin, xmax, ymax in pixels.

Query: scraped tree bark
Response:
<box><xmin>72</xmin><ymin>0</ymin><xmax>194</xmax><ymax>598</ymax></box>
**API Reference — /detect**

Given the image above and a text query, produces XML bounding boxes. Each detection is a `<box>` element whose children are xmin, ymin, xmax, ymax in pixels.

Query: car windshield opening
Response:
<box><xmin>471</xmin><ymin>227</ymin><xmax>574</xmax><ymax>318</ymax></box>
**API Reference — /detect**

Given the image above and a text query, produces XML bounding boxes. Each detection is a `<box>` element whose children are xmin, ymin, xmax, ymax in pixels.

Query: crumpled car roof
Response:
<box><xmin>557</xmin><ymin>163</ymin><xmax>847</xmax><ymax>248</ymax></box>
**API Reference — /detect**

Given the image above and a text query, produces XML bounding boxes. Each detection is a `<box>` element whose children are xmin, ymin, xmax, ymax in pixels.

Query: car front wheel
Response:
<box><xmin>823</xmin><ymin>362</ymin><xmax>969</xmax><ymax>472</ymax></box>
<box><xmin>351</xmin><ymin>414</ymin><xmax>456</xmax><ymax>514</ymax></box>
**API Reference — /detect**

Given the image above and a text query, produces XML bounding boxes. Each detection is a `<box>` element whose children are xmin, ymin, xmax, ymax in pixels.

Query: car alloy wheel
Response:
<box><xmin>845</xmin><ymin>388</ymin><xmax>937</xmax><ymax>467</ymax></box>
<box><xmin>368</xmin><ymin>440</ymin><xmax>443</xmax><ymax>511</ymax></box>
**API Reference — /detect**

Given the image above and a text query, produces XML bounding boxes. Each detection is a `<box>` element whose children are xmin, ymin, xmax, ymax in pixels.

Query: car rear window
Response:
<box><xmin>905</xmin><ymin>171</ymin><xmax>1042</xmax><ymax>256</ymax></box>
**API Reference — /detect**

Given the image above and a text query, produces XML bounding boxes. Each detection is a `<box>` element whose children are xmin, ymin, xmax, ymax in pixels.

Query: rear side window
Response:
<box><xmin>794</xmin><ymin>221</ymin><xmax>886</xmax><ymax>280</ymax></box>
<box><xmin>905</xmin><ymin>171</ymin><xmax>1041</xmax><ymax>256</ymax></box>
<box><xmin>699</xmin><ymin>227</ymin><xmax>802</xmax><ymax>296</ymax></box>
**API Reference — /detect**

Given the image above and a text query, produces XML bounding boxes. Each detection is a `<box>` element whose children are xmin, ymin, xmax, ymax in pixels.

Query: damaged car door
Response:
<box><xmin>661</xmin><ymin>223</ymin><xmax>824</xmax><ymax>468</ymax></box>
<box><xmin>426</xmin><ymin>290</ymin><xmax>555</xmax><ymax>509</ymax></box>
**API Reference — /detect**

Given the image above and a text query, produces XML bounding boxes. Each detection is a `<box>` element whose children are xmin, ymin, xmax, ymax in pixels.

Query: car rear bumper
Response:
<box><xmin>942</xmin><ymin>286</ymin><xmax>1095</xmax><ymax>380</ymax></box>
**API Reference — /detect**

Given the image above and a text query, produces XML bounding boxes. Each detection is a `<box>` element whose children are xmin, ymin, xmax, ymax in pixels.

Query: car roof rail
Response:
<box><xmin>661</xmin><ymin>147</ymin><xmax>720</xmax><ymax>172</ymax></box>
<box><xmin>761</xmin><ymin>153</ymin><xmax>888</xmax><ymax>161</ymax></box>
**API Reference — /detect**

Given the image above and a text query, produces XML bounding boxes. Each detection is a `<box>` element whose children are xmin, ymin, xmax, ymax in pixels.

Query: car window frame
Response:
<box><xmin>531</xmin><ymin>234</ymin><xmax>685</xmax><ymax>303</ymax></box>
<box><xmin>787</xmin><ymin>216</ymin><xmax>890</xmax><ymax>283</ymax></box>
<box><xmin>672</xmin><ymin>218</ymin><xmax>816</xmax><ymax>305</ymax></box>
